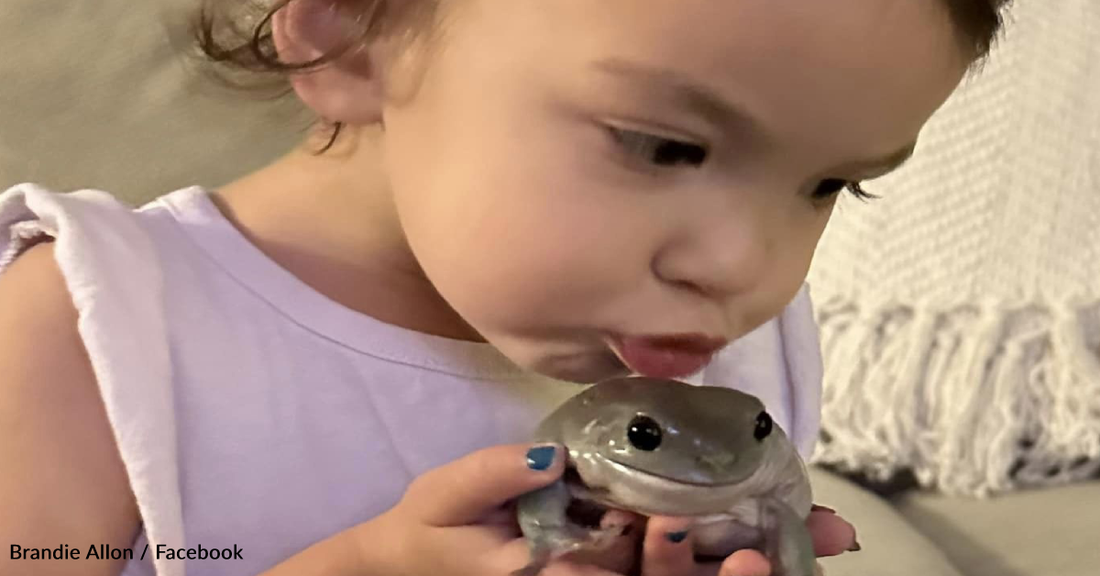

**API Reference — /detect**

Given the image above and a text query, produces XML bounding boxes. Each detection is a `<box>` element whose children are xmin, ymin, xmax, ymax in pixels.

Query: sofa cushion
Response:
<box><xmin>808</xmin><ymin>467</ymin><xmax>965</xmax><ymax>576</ymax></box>
<box><xmin>0</xmin><ymin>0</ymin><xmax>303</xmax><ymax>205</ymax></box>
<box><xmin>895</xmin><ymin>480</ymin><xmax>1100</xmax><ymax>576</ymax></box>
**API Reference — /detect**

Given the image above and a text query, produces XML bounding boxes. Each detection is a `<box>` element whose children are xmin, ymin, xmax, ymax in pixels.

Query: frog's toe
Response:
<box><xmin>512</xmin><ymin>549</ymin><xmax>551</xmax><ymax>576</ymax></box>
<box><xmin>599</xmin><ymin>508</ymin><xmax>637</xmax><ymax>531</ymax></box>
<box><xmin>539</xmin><ymin>523</ymin><xmax>600</xmax><ymax>554</ymax></box>
<box><xmin>588</xmin><ymin>523</ymin><xmax>629</xmax><ymax>549</ymax></box>
<box><xmin>546</xmin><ymin>521</ymin><xmax>626</xmax><ymax>556</ymax></box>
<box><xmin>514</xmin><ymin>560</ymin><xmax>558</xmax><ymax>576</ymax></box>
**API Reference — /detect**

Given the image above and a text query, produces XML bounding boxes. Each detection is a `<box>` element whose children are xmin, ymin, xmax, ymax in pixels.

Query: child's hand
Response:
<box><xmin>353</xmin><ymin>443</ymin><xmax>638</xmax><ymax>576</ymax></box>
<box><xmin>635</xmin><ymin>505</ymin><xmax>858</xmax><ymax>576</ymax></box>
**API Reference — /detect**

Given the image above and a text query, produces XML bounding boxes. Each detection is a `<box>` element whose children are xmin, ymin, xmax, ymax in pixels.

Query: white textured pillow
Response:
<box><xmin>807</xmin><ymin>0</ymin><xmax>1100</xmax><ymax>497</ymax></box>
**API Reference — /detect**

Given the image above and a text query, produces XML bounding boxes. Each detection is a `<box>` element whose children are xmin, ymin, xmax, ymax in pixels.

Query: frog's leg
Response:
<box><xmin>513</xmin><ymin>478</ymin><xmax>627</xmax><ymax>576</ymax></box>
<box><xmin>513</xmin><ymin>479</ymin><xmax>587</xmax><ymax>576</ymax></box>
<box><xmin>758</xmin><ymin>497</ymin><xmax>816</xmax><ymax>576</ymax></box>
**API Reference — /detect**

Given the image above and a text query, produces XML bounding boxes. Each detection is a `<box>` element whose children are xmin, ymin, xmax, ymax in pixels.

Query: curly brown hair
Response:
<box><xmin>190</xmin><ymin>0</ymin><xmax>1012</xmax><ymax>150</ymax></box>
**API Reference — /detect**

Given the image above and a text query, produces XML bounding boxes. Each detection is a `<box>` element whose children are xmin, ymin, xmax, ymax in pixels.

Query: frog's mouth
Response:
<box><xmin>600</xmin><ymin>455</ymin><xmax>740</xmax><ymax>488</ymax></box>
<box><xmin>562</xmin><ymin>466</ymin><xmax>613</xmax><ymax>528</ymax></box>
<box><xmin>562</xmin><ymin>454</ymin><xmax>746</xmax><ymax>520</ymax></box>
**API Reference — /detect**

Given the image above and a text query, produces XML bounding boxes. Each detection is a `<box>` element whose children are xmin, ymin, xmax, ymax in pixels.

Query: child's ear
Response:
<box><xmin>271</xmin><ymin>0</ymin><xmax>386</xmax><ymax>125</ymax></box>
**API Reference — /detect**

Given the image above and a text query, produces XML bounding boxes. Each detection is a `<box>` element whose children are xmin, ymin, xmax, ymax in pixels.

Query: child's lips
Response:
<box><xmin>606</xmin><ymin>333</ymin><xmax>726</xmax><ymax>378</ymax></box>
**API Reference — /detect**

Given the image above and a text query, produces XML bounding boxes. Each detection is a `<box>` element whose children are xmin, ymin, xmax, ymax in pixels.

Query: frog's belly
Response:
<box><xmin>574</xmin><ymin>480</ymin><xmax>765</xmax><ymax>557</ymax></box>
<box><xmin>685</xmin><ymin>499</ymin><xmax>768</xmax><ymax>558</ymax></box>
<box><xmin>690</xmin><ymin>513</ymin><xmax>762</xmax><ymax>557</ymax></box>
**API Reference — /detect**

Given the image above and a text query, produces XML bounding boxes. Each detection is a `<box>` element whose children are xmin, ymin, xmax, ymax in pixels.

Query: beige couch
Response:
<box><xmin>2</xmin><ymin>2</ymin><xmax>1097</xmax><ymax>575</ymax></box>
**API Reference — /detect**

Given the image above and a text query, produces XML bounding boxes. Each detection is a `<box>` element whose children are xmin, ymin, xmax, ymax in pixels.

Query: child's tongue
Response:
<box><xmin>609</xmin><ymin>337</ymin><xmax>714</xmax><ymax>379</ymax></box>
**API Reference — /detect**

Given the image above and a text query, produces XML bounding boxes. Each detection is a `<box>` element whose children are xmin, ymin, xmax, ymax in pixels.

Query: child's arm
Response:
<box><xmin>0</xmin><ymin>242</ymin><xmax>142</xmax><ymax>576</ymax></box>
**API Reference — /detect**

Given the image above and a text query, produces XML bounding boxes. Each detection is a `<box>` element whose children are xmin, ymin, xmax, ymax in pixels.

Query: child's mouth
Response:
<box><xmin>605</xmin><ymin>334</ymin><xmax>723</xmax><ymax>378</ymax></box>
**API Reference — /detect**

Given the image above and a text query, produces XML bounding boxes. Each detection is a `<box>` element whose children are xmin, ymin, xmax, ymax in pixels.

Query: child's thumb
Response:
<box><xmin>405</xmin><ymin>443</ymin><xmax>565</xmax><ymax>527</ymax></box>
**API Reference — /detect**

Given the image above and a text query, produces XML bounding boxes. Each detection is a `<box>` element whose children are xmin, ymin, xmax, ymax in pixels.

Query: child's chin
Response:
<box><xmin>526</xmin><ymin>351</ymin><xmax>631</xmax><ymax>384</ymax></box>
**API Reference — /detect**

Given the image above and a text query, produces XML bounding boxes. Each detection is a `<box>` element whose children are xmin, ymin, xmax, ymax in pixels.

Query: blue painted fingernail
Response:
<box><xmin>526</xmin><ymin>445</ymin><xmax>557</xmax><ymax>471</ymax></box>
<box><xmin>666</xmin><ymin>531</ymin><xmax>688</xmax><ymax>543</ymax></box>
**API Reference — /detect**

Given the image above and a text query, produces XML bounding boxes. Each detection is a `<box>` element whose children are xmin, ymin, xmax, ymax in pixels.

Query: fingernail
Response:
<box><xmin>666</xmin><ymin>531</ymin><xmax>688</xmax><ymax>543</ymax></box>
<box><xmin>811</xmin><ymin>504</ymin><xmax>837</xmax><ymax>514</ymax></box>
<box><xmin>526</xmin><ymin>445</ymin><xmax>557</xmax><ymax>471</ymax></box>
<box><xmin>848</xmin><ymin>540</ymin><xmax>862</xmax><ymax>552</ymax></box>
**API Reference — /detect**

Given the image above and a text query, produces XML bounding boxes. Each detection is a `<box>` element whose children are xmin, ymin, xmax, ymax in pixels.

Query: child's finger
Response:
<box><xmin>716</xmin><ymin>549</ymin><xmax>771</xmax><ymax>576</ymax></box>
<box><xmin>640</xmin><ymin>515</ymin><xmax>696</xmax><ymax>576</ymax></box>
<box><xmin>805</xmin><ymin>508</ymin><xmax>859</xmax><ymax>557</ymax></box>
<box><xmin>406</xmin><ymin>443</ymin><xmax>565</xmax><ymax>527</ymax></box>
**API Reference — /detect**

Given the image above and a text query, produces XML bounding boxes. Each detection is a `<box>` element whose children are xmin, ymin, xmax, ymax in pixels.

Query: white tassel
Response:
<box><xmin>812</xmin><ymin>298</ymin><xmax>1100</xmax><ymax>498</ymax></box>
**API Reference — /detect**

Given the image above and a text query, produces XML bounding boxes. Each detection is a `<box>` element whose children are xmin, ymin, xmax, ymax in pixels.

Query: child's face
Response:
<box><xmin>376</xmin><ymin>0</ymin><xmax>968</xmax><ymax>382</ymax></box>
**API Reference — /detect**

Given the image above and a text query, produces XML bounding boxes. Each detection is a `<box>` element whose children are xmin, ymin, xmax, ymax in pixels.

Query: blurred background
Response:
<box><xmin>0</xmin><ymin>0</ymin><xmax>305</xmax><ymax>204</ymax></box>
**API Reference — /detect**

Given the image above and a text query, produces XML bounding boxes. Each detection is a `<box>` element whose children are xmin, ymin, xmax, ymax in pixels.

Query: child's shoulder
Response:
<box><xmin>0</xmin><ymin>182</ymin><xmax>187</xmax><ymax>271</ymax></box>
<box><xmin>0</xmin><ymin>182</ymin><xmax>187</xmax><ymax>343</ymax></box>
<box><xmin>0</xmin><ymin>183</ymin><xmax>196</xmax><ymax>576</ymax></box>
<box><xmin>0</xmin><ymin>182</ymin><xmax>215</xmax><ymax>317</ymax></box>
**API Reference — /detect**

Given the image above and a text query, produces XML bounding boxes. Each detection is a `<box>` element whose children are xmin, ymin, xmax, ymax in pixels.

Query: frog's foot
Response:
<box><xmin>558</xmin><ymin>517</ymin><xmax>629</xmax><ymax>556</ymax></box>
<box><xmin>515</xmin><ymin>515</ymin><xmax>630</xmax><ymax>576</ymax></box>
<box><xmin>514</xmin><ymin>469</ymin><xmax>629</xmax><ymax>575</ymax></box>
<box><xmin>512</xmin><ymin>550</ymin><xmax>552</xmax><ymax>576</ymax></box>
<box><xmin>586</xmin><ymin>521</ymin><xmax>629</xmax><ymax>550</ymax></box>
<box><xmin>562</xmin><ymin>489</ymin><xmax>632</xmax><ymax>544</ymax></box>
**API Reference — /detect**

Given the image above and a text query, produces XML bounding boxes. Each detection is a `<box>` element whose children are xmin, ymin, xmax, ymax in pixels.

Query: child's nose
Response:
<box><xmin>650</xmin><ymin>213</ymin><xmax>771</xmax><ymax>300</ymax></box>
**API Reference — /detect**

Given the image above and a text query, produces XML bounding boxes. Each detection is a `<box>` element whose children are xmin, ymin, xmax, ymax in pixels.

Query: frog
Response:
<box><xmin>514</xmin><ymin>376</ymin><xmax>815</xmax><ymax>576</ymax></box>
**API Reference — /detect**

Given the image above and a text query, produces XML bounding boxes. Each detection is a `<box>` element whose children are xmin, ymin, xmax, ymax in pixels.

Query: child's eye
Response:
<box><xmin>812</xmin><ymin>179</ymin><xmax>878</xmax><ymax>202</ymax></box>
<box><xmin>607</xmin><ymin>127</ymin><xmax>708</xmax><ymax>168</ymax></box>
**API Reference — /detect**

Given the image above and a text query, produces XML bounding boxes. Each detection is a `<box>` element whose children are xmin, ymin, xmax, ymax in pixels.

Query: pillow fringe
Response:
<box><xmin>811</xmin><ymin>295</ymin><xmax>1100</xmax><ymax>498</ymax></box>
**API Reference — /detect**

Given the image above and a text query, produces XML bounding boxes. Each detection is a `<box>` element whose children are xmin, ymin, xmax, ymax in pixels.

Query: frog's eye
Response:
<box><xmin>627</xmin><ymin>415</ymin><xmax>663</xmax><ymax>451</ymax></box>
<box><xmin>754</xmin><ymin>411</ymin><xmax>773</xmax><ymax>441</ymax></box>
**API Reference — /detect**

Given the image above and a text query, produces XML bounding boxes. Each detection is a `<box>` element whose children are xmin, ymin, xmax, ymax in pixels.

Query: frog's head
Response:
<box><xmin>567</xmin><ymin>377</ymin><xmax>778</xmax><ymax>488</ymax></box>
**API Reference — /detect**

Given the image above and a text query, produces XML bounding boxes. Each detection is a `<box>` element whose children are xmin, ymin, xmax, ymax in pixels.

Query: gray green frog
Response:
<box><xmin>515</xmin><ymin>376</ymin><xmax>815</xmax><ymax>576</ymax></box>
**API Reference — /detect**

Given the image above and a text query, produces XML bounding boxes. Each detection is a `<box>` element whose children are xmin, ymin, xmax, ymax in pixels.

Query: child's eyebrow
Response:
<box><xmin>591</xmin><ymin>57</ymin><xmax>768</xmax><ymax>143</ymax></box>
<box><xmin>591</xmin><ymin>57</ymin><xmax>919</xmax><ymax>174</ymax></box>
<box><xmin>839</xmin><ymin>143</ymin><xmax>917</xmax><ymax>174</ymax></box>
